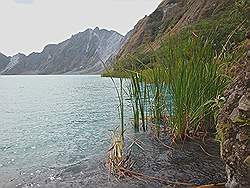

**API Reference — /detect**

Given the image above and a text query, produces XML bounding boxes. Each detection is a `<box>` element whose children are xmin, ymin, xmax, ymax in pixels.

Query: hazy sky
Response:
<box><xmin>0</xmin><ymin>0</ymin><xmax>162</xmax><ymax>56</ymax></box>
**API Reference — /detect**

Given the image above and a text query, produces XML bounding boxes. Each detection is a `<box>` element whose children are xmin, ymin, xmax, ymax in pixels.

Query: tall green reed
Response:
<box><xmin>99</xmin><ymin>58</ymin><xmax>126</xmax><ymax>140</ymax></box>
<box><xmin>143</xmin><ymin>67</ymin><xmax>168</xmax><ymax>137</ymax></box>
<box><xmin>123</xmin><ymin>58</ymin><xmax>169</xmax><ymax>136</ymax></box>
<box><xmin>160</xmin><ymin>36</ymin><xmax>229</xmax><ymax>139</ymax></box>
<box><xmin>126</xmin><ymin>70</ymin><xmax>147</xmax><ymax>132</ymax></box>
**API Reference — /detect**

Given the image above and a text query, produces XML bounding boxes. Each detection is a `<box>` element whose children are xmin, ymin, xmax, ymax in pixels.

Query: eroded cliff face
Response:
<box><xmin>117</xmin><ymin>0</ymin><xmax>233</xmax><ymax>59</ymax></box>
<box><xmin>217</xmin><ymin>32</ymin><xmax>250</xmax><ymax>188</ymax></box>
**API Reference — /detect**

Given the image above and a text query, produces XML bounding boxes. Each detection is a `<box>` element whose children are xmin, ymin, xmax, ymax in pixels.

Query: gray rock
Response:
<box><xmin>239</xmin><ymin>95</ymin><xmax>250</xmax><ymax>112</ymax></box>
<box><xmin>0</xmin><ymin>53</ymin><xmax>10</xmax><ymax>72</ymax></box>
<box><xmin>247</xmin><ymin>50</ymin><xmax>250</xmax><ymax>58</ymax></box>
<box><xmin>229</xmin><ymin>107</ymin><xmax>240</xmax><ymax>122</ymax></box>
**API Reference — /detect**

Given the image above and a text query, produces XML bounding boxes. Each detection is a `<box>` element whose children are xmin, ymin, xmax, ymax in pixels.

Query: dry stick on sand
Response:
<box><xmin>126</xmin><ymin>134</ymin><xmax>158</xmax><ymax>153</ymax></box>
<box><xmin>118</xmin><ymin>167</ymin><xmax>195</xmax><ymax>186</ymax></box>
<box><xmin>198</xmin><ymin>144</ymin><xmax>218</xmax><ymax>158</ymax></box>
<box><xmin>186</xmin><ymin>136</ymin><xmax>218</xmax><ymax>158</ymax></box>
<box><xmin>154</xmin><ymin>136</ymin><xmax>175</xmax><ymax>150</ymax></box>
<box><xmin>194</xmin><ymin>183</ymin><xmax>226</xmax><ymax>187</ymax></box>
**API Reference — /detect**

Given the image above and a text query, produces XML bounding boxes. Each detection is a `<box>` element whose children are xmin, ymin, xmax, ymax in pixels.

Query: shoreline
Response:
<box><xmin>2</xmin><ymin>133</ymin><xmax>225</xmax><ymax>188</ymax></box>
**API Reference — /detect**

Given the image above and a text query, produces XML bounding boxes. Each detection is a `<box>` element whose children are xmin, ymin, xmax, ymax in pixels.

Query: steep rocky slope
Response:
<box><xmin>0</xmin><ymin>27</ymin><xmax>125</xmax><ymax>75</ymax></box>
<box><xmin>0</xmin><ymin>53</ymin><xmax>10</xmax><ymax>72</ymax></box>
<box><xmin>117</xmin><ymin>0</ymin><xmax>233</xmax><ymax>59</ymax></box>
<box><xmin>217</xmin><ymin>32</ymin><xmax>249</xmax><ymax>188</ymax></box>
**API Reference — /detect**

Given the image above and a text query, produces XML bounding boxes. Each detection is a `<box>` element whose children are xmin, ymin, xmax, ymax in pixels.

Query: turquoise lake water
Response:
<box><xmin>0</xmin><ymin>75</ymin><xmax>126</xmax><ymax>187</ymax></box>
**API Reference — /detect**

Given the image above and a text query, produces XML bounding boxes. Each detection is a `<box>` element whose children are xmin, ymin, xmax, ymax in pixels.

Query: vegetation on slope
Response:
<box><xmin>104</xmin><ymin>0</ymin><xmax>248</xmax><ymax>75</ymax></box>
<box><xmin>104</xmin><ymin>0</ymin><xmax>248</xmax><ymax>138</ymax></box>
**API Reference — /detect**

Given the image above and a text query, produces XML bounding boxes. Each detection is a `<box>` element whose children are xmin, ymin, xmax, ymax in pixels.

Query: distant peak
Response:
<box><xmin>94</xmin><ymin>27</ymin><xmax>100</xmax><ymax>31</ymax></box>
<box><xmin>43</xmin><ymin>44</ymin><xmax>57</xmax><ymax>51</ymax></box>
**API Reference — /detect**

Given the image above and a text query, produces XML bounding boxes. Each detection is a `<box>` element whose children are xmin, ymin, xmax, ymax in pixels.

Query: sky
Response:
<box><xmin>0</xmin><ymin>0</ymin><xmax>162</xmax><ymax>56</ymax></box>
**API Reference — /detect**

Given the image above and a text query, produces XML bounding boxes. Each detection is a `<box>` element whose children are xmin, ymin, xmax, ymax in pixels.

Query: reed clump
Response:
<box><xmin>119</xmin><ymin>34</ymin><xmax>231</xmax><ymax>141</ymax></box>
<box><xmin>160</xmin><ymin>36</ymin><xmax>229</xmax><ymax>140</ymax></box>
<box><xmin>126</xmin><ymin>70</ymin><xmax>148</xmax><ymax>132</ymax></box>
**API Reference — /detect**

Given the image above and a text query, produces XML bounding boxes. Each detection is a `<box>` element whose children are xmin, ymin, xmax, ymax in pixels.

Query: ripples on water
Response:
<box><xmin>0</xmin><ymin>75</ymin><xmax>125</xmax><ymax>187</ymax></box>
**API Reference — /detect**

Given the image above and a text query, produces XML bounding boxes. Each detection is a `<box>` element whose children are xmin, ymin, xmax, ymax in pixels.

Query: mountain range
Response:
<box><xmin>0</xmin><ymin>27</ymin><xmax>130</xmax><ymax>75</ymax></box>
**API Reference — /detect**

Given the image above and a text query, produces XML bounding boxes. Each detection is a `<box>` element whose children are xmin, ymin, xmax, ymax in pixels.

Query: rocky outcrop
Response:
<box><xmin>0</xmin><ymin>53</ymin><xmax>10</xmax><ymax>72</ymax></box>
<box><xmin>0</xmin><ymin>27</ymin><xmax>125</xmax><ymax>75</ymax></box>
<box><xmin>117</xmin><ymin>0</ymin><xmax>233</xmax><ymax>59</ymax></box>
<box><xmin>105</xmin><ymin>29</ymin><xmax>133</xmax><ymax>68</ymax></box>
<box><xmin>217</xmin><ymin>32</ymin><xmax>250</xmax><ymax>188</ymax></box>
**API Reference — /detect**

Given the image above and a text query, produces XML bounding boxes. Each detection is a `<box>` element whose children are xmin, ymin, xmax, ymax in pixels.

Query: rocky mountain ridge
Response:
<box><xmin>117</xmin><ymin>0</ymin><xmax>233</xmax><ymax>59</ymax></box>
<box><xmin>0</xmin><ymin>27</ymin><xmax>128</xmax><ymax>75</ymax></box>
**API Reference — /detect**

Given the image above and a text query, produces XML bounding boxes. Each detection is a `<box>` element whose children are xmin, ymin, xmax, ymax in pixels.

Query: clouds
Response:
<box><xmin>14</xmin><ymin>0</ymin><xmax>34</xmax><ymax>4</ymax></box>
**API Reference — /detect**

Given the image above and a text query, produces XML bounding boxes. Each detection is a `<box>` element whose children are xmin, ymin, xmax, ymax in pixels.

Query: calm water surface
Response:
<box><xmin>0</xmin><ymin>75</ymin><xmax>125</xmax><ymax>187</ymax></box>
